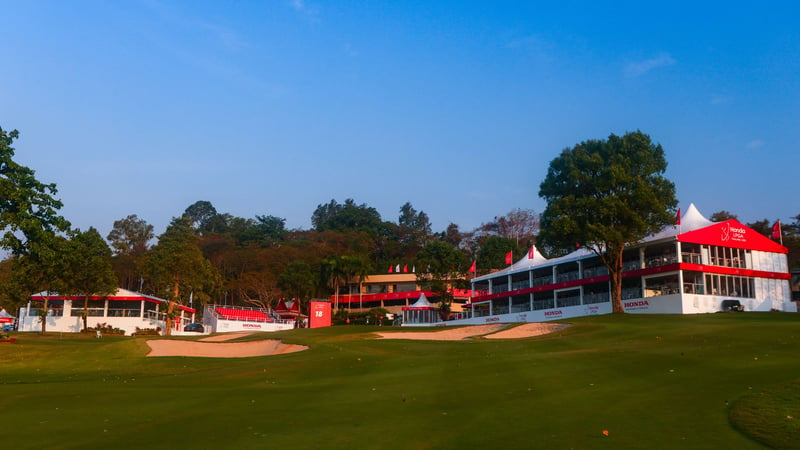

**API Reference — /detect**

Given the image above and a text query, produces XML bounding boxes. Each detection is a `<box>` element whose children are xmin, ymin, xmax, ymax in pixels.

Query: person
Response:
<box><xmin>96</xmin><ymin>330</ymin><xmax>102</xmax><ymax>339</ymax></box>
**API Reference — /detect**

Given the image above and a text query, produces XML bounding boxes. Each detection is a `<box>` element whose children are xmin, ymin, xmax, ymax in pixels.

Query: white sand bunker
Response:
<box><xmin>146</xmin><ymin>333</ymin><xmax>307</xmax><ymax>358</ymax></box>
<box><xmin>377</xmin><ymin>322</ymin><xmax>569</xmax><ymax>341</ymax></box>
<box><xmin>483</xmin><ymin>322</ymin><xmax>570</xmax><ymax>339</ymax></box>
<box><xmin>376</xmin><ymin>324</ymin><xmax>505</xmax><ymax>341</ymax></box>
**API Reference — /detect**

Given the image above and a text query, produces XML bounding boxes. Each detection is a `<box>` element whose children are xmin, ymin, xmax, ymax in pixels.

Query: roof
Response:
<box><xmin>402</xmin><ymin>293</ymin><xmax>436</xmax><ymax>310</ymax></box>
<box><xmin>29</xmin><ymin>288</ymin><xmax>196</xmax><ymax>313</ymax></box>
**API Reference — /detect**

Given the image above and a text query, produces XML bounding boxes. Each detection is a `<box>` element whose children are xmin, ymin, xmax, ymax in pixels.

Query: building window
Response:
<box><xmin>644</xmin><ymin>275</ymin><xmax>680</xmax><ymax>297</ymax></box>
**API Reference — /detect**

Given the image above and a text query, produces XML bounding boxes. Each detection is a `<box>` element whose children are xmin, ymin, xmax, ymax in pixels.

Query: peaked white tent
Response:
<box><xmin>401</xmin><ymin>293</ymin><xmax>441</xmax><ymax>325</ymax></box>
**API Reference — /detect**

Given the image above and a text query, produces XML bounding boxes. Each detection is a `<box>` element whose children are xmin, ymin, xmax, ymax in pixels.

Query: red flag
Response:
<box><xmin>468</xmin><ymin>260</ymin><xmax>476</xmax><ymax>273</ymax></box>
<box><xmin>505</xmin><ymin>251</ymin><xmax>513</xmax><ymax>265</ymax></box>
<box><xmin>403</xmin><ymin>264</ymin><xmax>408</xmax><ymax>273</ymax></box>
<box><xmin>388</xmin><ymin>265</ymin><xmax>393</xmax><ymax>273</ymax></box>
<box><xmin>771</xmin><ymin>221</ymin><xmax>781</xmax><ymax>240</ymax></box>
<box><xmin>675</xmin><ymin>208</ymin><xmax>681</xmax><ymax>226</ymax></box>
<box><xmin>528</xmin><ymin>246</ymin><xmax>535</xmax><ymax>259</ymax></box>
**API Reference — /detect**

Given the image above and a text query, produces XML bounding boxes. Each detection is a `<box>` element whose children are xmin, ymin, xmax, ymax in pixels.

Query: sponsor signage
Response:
<box><xmin>624</xmin><ymin>300</ymin><xmax>649</xmax><ymax>311</ymax></box>
<box><xmin>243</xmin><ymin>323</ymin><xmax>263</xmax><ymax>329</ymax></box>
<box><xmin>679</xmin><ymin>220</ymin><xmax>786</xmax><ymax>253</ymax></box>
<box><xmin>544</xmin><ymin>310</ymin><xmax>563</xmax><ymax>317</ymax></box>
<box><xmin>309</xmin><ymin>301</ymin><xmax>332</xmax><ymax>328</ymax></box>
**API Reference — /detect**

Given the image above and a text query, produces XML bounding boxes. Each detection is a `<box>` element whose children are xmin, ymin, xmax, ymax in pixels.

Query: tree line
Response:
<box><xmin>0</xmin><ymin>126</ymin><xmax>540</xmax><ymax>316</ymax></box>
<box><xmin>2</xmin><ymin>126</ymin><xmax>798</xmax><ymax>319</ymax></box>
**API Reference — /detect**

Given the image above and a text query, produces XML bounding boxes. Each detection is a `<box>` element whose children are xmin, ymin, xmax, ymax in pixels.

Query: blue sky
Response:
<box><xmin>2</xmin><ymin>1</ymin><xmax>798</xmax><ymax>238</ymax></box>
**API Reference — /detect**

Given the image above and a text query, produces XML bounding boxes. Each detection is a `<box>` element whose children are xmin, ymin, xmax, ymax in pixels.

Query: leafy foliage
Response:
<box><xmin>538</xmin><ymin>131</ymin><xmax>677</xmax><ymax>312</ymax></box>
<box><xmin>0</xmin><ymin>127</ymin><xmax>69</xmax><ymax>256</ymax></box>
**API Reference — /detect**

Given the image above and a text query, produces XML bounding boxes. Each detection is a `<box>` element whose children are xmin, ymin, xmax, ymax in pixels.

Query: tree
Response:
<box><xmin>107</xmin><ymin>214</ymin><xmax>154</xmax><ymax>292</ymax></box>
<box><xmin>476</xmin><ymin>236</ymin><xmax>520</xmax><ymax>270</ymax></box>
<box><xmin>311</xmin><ymin>198</ymin><xmax>383</xmax><ymax>233</ymax></box>
<box><xmin>442</xmin><ymin>222</ymin><xmax>463</xmax><ymax>248</ymax></box>
<box><xmin>710</xmin><ymin>210</ymin><xmax>738</xmax><ymax>222</ymax></box>
<box><xmin>107</xmin><ymin>214</ymin><xmax>154</xmax><ymax>256</ymax></box>
<box><xmin>477</xmin><ymin>208</ymin><xmax>539</xmax><ymax>246</ymax></box>
<box><xmin>746</xmin><ymin>219</ymin><xmax>771</xmax><ymax>237</ymax></box>
<box><xmin>414</xmin><ymin>241</ymin><xmax>469</xmax><ymax>318</ymax></box>
<box><xmin>538</xmin><ymin>131</ymin><xmax>677</xmax><ymax>313</ymax></box>
<box><xmin>183</xmin><ymin>200</ymin><xmax>218</xmax><ymax>234</ymax></box>
<box><xmin>10</xmin><ymin>232</ymin><xmax>70</xmax><ymax>334</ymax></box>
<box><xmin>398</xmin><ymin>202</ymin><xmax>432</xmax><ymax>252</ymax></box>
<box><xmin>319</xmin><ymin>255</ymin><xmax>372</xmax><ymax>310</ymax></box>
<box><xmin>0</xmin><ymin>126</ymin><xmax>70</xmax><ymax>256</ymax></box>
<box><xmin>141</xmin><ymin>217</ymin><xmax>220</xmax><ymax>335</ymax></box>
<box><xmin>253</xmin><ymin>214</ymin><xmax>287</xmax><ymax>243</ymax></box>
<box><xmin>63</xmin><ymin>227</ymin><xmax>118</xmax><ymax>331</ymax></box>
<box><xmin>278</xmin><ymin>261</ymin><xmax>316</xmax><ymax>314</ymax></box>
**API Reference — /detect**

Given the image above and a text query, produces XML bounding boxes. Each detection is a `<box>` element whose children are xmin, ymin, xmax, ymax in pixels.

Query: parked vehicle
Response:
<box><xmin>184</xmin><ymin>323</ymin><xmax>204</xmax><ymax>332</ymax></box>
<box><xmin>721</xmin><ymin>299</ymin><xmax>744</xmax><ymax>312</ymax></box>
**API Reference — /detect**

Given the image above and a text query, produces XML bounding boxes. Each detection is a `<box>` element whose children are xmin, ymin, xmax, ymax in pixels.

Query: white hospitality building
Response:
<box><xmin>446</xmin><ymin>204</ymin><xmax>794</xmax><ymax>326</ymax></box>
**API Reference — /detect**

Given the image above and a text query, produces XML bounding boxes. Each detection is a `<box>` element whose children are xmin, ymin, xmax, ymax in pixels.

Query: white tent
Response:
<box><xmin>401</xmin><ymin>293</ymin><xmax>441</xmax><ymax>325</ymax></box>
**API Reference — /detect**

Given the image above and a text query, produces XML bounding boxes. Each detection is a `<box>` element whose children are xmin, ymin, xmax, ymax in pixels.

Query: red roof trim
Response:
<box><xmin>471</xmin><ymin>263</ymin><xmax>789</xmax><ymax>302</ymax></box>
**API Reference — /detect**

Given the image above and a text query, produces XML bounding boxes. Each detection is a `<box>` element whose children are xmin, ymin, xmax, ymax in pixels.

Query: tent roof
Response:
<box><xmin>402</xmin><ymin>293</ymin><xmax>436</xmax><ymax>310</ymax></box>
<box><xmin>0</xmin><ymin>308</ymin><xmax>14</xmax><ymax>319</ymax></box>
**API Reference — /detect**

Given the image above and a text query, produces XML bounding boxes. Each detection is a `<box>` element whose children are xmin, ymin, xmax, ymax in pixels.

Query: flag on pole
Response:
<box><xmin>403</xmin><ymin>264</ymin><xmax>408</xmax><ymax>273</ymax></box>
<box><xmin>468</xmin><ymin>260</ymin><xmax>476</xmax><ymax>273</ymax></box>
<box><xmin>412</xmin><ymin>265</ymin><xmax>416</xmax><ymax>273</ymax></box>
<box><xmin>675</xmin><ymin>208</ymin><xmax>681</xmax><ymax>226</ymax></box>
<box><xmin>388</xmin><ymin>265</ymin><xmax>393</xmax><ymax>273</ymax></box>
<box><xmin>396</xmin><ymin>264</ymin><xmax>401</xmax><ymax>273</ymax></box>
<box><xmin>771</xmin><ymin>221</ymin><xmax>781</xmax><ymax>240</ymax></box>
<box><xmin>505</xmin><ymin>251</ymin><xmax>513</xmax><ymax>265</ymax></box>
<box><xmin>528</xmin><ymin>245</ymin><xmax>535</xmax><ymax>259</ymax></box>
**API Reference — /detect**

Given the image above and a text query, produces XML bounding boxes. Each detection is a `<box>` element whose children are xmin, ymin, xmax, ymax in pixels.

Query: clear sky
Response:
<box><xmin>2</xmin><ymin>1</ymin><xmax>798</xmax><ymax>238</ymax></box>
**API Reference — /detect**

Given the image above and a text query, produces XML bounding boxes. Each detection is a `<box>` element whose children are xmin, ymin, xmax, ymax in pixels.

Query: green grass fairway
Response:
<box><xmin>2</xmin><ymin>313</ymin><xmax>799</xmax><ymax>449</ymax></box>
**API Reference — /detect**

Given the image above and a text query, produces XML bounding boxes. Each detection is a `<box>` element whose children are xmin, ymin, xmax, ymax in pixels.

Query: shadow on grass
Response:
<box><xmin>730</xmin><ymin>379</ymin><xmax>800</xmax><ymax>449</ymax></box>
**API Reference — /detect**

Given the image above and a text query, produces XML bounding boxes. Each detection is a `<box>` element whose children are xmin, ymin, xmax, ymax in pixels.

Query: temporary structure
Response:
<box><xmin>401</xmin><ymin>293</ymin><xmax>441</xmax><ymax>325</ymax></box>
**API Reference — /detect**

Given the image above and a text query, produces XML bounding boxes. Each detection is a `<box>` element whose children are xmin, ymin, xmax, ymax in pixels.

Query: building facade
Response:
<box><xmin>447</xmin><ymin>204</ymin><xmax>794</xmax><ymax>326</ymax></box>
<box><xmin>17</xmin><ymin>288</ymin><xmax>196</xmax><ymax>335</ymax></box>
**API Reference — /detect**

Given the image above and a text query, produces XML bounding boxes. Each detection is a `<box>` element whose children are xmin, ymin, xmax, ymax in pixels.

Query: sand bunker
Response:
<box><xmin>146</xmin><ymin>333</ymin><xmax>307</xmax><ymax>358</ymax></box>
<box><xmin>482</xmin><ymin>322</ymin><xmax>570</xmax><ymax>339</ymax></box>
<box><xmin>376</xmin><ymin>324</ymin><xmax>505</xmax><ymax>341</ymax></box>
<box><xmin>377</xmin><ymin>323</ymin><xmax>569</xmax><ymax>341</ymax></box>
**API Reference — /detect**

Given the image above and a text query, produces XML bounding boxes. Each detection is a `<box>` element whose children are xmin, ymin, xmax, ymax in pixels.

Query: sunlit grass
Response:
<box><xmin>1</xmin><ymin>313</ymin><xmax>799</xmax><ymax>449</ymax></box>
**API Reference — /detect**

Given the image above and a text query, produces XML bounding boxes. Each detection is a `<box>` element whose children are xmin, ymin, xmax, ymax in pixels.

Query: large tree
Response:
<box><xmin>107</xmin><ymin>214</ymin><xmax>154</xmax><ymax>291</ymax></box>
<box><xmin>398</xmin><ymin>202</ymin><xmax>432</xmax><ymax>253</ymax></box>
<box><xmin>414</xmin><ymin>241</ymin><xmax>469</xmax><ymax>317</ymax></box>
<box><xmin>183</xmin><ymin>200</ymin><xmax>218</xmax><ymax>234</ymax></box>
<box><xmin>107</xmin><ymin>214</ymin><xmax>154</xmax><ymax>256</ymax></box>
<box><xmin>63</xmin><ymin>227</ymin><xmax>118</xmax><ymax>331</ymax></box>
<box><xmin>538</xmin><ymin>131</ymin><xmax>677</xmax><ymax>313</ymax></box>
<box><xmin>141</xmin><ymin>217</ymin><xmax>220</xmax><ymax>334</ymax></box>
<box><xmin>1</xmin><ymin>127</ymin><xmax>69</xmax><ymax>256</ymax></box>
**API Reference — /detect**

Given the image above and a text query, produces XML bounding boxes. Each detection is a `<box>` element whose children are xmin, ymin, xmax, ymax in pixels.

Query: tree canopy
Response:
<box><xmin>538</xmin><ymin>131</ymin><xmax>677</xmax><ymax>313</ymax></box>
<box><xmin>0</xmin><ymin>127</ymin><xmax>69</xmax><ymax>256</ymax></box>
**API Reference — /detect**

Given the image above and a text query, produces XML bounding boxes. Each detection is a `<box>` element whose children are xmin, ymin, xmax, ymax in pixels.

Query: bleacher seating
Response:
<box><xmin>215</xmin><ymin>307</ymin><xmax>273</xmax><ymax>322</ymax></box>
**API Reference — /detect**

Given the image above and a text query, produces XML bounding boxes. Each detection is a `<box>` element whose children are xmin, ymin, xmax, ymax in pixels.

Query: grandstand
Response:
<box><xmin>203</xmin><ymin>304</ymin><xmax>295</xmax><ymax>333</ymax></box>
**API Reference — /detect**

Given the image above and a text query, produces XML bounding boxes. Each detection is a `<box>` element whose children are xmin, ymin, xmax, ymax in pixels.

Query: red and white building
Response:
<box><xmin>17</xmin><ymin>288</ymin><xmax>196</xmax><ymax>335</ymax></box>
<box><xmin>449</xmin><ymin>204</ymin><xmax>794</xmax><ymax>326</ymax></box>
<box><xmin>203</xmin><ymin>304</ymin><xmax>295</xmax><ymax>333</ymax></box>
